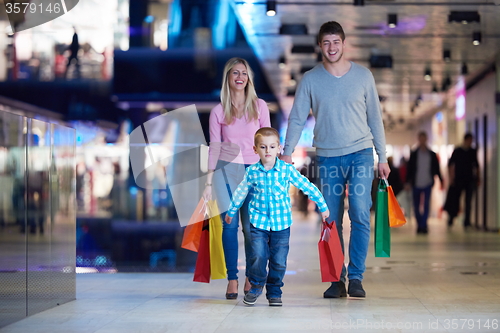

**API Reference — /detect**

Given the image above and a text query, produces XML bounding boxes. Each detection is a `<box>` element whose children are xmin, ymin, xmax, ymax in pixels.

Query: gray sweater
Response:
<box><xmin>283</xmin><ymin>62</ymin><xmax>387</xmax><ymax>163</ymax></box>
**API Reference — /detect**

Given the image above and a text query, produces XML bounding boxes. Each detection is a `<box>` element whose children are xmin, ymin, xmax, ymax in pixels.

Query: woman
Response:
<box><xmin>203</xmin><ymin>58</ymin><xmax>270</xmax><ymax>299</ymax></box>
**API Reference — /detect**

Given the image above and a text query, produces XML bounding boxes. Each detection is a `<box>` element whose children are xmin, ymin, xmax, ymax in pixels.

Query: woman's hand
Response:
<box><xmin>202</xmin><ymin>185</ymin><xmax>212</xmax><ymax>201</ymax></box>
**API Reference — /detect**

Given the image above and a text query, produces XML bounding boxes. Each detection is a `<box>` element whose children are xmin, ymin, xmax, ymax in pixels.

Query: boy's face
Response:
<box><xmin>254</xmin><ymin>135</ymin><xmax>281</xmax><ymax>165</ymax></box>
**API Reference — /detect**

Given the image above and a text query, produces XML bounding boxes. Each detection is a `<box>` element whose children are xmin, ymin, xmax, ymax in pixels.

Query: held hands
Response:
<box><xmin>225</xmin><ymin>214</ymin><xmax>233</xmax><ymax>224</ymax></box>
<box><xmin>321</xmin><ymin>209</ymin><xmax>330</xmax><ymax>222</ymax></box>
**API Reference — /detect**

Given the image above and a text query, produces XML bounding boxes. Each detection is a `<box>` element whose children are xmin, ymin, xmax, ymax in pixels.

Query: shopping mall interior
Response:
<box><xmin>0</xmin><ymin>0</ymin><xmax>500</xmax><ymax>332</ymax></box>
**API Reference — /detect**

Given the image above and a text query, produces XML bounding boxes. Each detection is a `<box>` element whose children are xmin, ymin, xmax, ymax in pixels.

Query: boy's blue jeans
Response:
<box><xmin>247</xmin><ymin>224</ymin><xmax>290</xmax><ymax>299</ymax></box>
<box><xmin>316</xmin><ymin>148</ymin><xmax>374</xmax><ymax>282</ymax></box>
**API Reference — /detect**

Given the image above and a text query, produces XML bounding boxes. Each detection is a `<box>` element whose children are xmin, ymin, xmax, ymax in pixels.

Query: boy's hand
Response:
<box><xmin>225</xmin><ymin>215</ymin><xmax>233</xmax><ymax>224</ymax></box>
<box><xmin>321</xmin><ymin>210</ymin><xmax>330</xmax><ymax>222</ymax></box>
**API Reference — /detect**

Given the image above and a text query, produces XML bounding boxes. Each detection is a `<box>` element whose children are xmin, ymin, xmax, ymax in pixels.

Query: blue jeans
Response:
<box><xmin>247</xmin><ymin>224</ymin><xmax>290</xmax><ymax>299</ymax></box>
<box><xmin>316</xmin><ymin>148</ymin><xmax>374</xmax><ymax>282</ymax></box>
<box><xmin>412</xmin><ymin>185</ymin><xmax>432</xmax><ymax>230</ymax></box>
<box><xmin>213</xmin><ymin>160</ymin><xmax>252</xmax><ymax>281</ymax></box>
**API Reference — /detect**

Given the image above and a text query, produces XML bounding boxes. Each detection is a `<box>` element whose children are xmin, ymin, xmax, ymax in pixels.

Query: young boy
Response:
<box><xmin>225</xmin><ymin>127</ymin><xmax>329</xmax><ymax>306</ymax></box>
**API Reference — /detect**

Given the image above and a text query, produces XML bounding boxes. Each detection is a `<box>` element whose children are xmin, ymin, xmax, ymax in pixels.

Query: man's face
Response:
<box><xmin>319</xmin><ymin>34</ymin><xmax>345</xmax><ymax>65</ymax></box>
<box><xmin>418</xmin><ymin>134</ymin><xmax>427</xmax><ymax>146</ymax></box>
<box><xmin>464</xmin><ymin>137</ymin><xmax>473</xmax><ymax>148</ymax></box>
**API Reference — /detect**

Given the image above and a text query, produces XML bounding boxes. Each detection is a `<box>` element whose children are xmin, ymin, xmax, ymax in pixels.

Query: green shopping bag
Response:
<box><xmin>374</xmin><ymin>179</ymin><xmax>391</xmax><ymax>257</ymax></box>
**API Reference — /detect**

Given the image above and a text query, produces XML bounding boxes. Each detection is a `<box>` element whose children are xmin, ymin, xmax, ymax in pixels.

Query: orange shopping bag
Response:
<box><xmin>181</xmin><ymin>198</ymin><xmax>207</xmax><ymax>252</ymax></box>
<box><xmin>386</xmin><ymin>180</ymin><xmax>406</xmax><ymax>228</ymax></box>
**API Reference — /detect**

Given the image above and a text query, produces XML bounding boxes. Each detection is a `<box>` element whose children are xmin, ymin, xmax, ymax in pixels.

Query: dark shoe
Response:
<box><xmin>416</xmin><ymin>227</ymin><xmax>428</xmax><ymax>234</ymax></box>
<box><xmin>225</xmin><ymin>280</ymin><xmax>238</xmax><ymax>300</ymax></box>
<box><xmin>348</xmin><ymin>279</ymin><xmax>366</xmax><ymax>298</ymax></box>
<box><xmin>268</xmin><ymin>298</ymin><xmax>282</xmax><ymax>306</ymax></box>
<box><xmin>243</xmin><ymin>285</ymin><xmax>262</xmax><ymax>306</ymax></box>
<box><xmin>323</xmin><ymin>281</ymin><xmax>347</xmax><ymax>298</ymax></box>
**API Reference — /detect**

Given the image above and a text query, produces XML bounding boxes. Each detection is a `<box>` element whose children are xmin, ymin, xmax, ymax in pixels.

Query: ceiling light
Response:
<box><xmin>353</xmin><ymin>0</ymin><xmax>364</xmax><ymax>6</ymax></box>
<box><xmin>424</xmin><ymin>68</ymin><xmax>432</xmax><ymax>81</ymax></box>
<box><xmin>278</xmin><ymin>56</ymin><xmax>286</xmax><ymax>69</ymax></box>
<box><xmin>388</xmin><ymin>14</ymin><xmax>397</xmax><ymax>29</ymax></box>
<box><xmin>472</xmin><ymin>31</ymin><xmax>481</xmax><ymax>45</ymax></box>
<box><xmin>448</xmin><ymin>11</ymin><xmax>480</xmax><ymax>24</ymax></box>
<box><xmin>266</xmin><ymin>1</ymin><xmax>276</xmax><ymax>17</ymax></box>
<box><xmin>432</xmin><ymin>82</ymin><xmax>439</xmax><ymax>93</ymax></box>
<box><xmin>461</xmin><ymin>62</ymin><xmax>468</xmax><ymax>75</ymax></box>
<box><xmin>289</xmin><ymin>74</ymin><xmax>297</xmax><ymax>87</ymax></box>
<box><xmin>443</xmin><ymin>50</ymin><xmax>451</xmax><ymax>62</ymax></box>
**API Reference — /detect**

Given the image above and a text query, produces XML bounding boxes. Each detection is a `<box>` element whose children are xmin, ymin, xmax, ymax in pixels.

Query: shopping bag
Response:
<box><xmin>181</xmin><ymin>198</ymin><xmax>207</xmax><ymax>252</ymax></box>
<box><xmin>193</xmin><ymin>219</ymin><xmax>211</xmax><ymax>283</ymax></box>
<box><xmin>374</xmin><ymin>179</ymin><xmax>391</xmax><ymax>257</ymax></box>
<box><xmin>387</xmin><ymin>181</ymin><xmax>407</xmax><ymax>228</ymax></box>
<box><xmin>207</xmin><ymin>200</ymin><xmax>226</xmax><ymax>280</ymax></box>
<box><xmin>318</xmin><ymin>221</ymin><xmax>344</xmax><ymax>282</ymax></box>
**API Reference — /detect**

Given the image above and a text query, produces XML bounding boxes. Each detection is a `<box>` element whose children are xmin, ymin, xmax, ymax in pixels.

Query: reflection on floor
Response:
<box><xmin>2</xmin><ymin>212</ymin><xmax>500</xmax><ymax>333</ymax></box>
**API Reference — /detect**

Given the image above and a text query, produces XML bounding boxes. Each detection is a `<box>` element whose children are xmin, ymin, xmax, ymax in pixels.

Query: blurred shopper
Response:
<box><xmin>444</xmin><ymin>133</ymin><xmax>480</xmax><ymax>229</ymax></box>
<box><xmin>387</xmin><ymin>157</ymin><xmax>403</xmax><ymax>196</ymax></box>
<box><xmin>405</xmin><ymin>131</ymin><xmax>443</xmax><ymax>234</ymax></box>
<box><xmin>281</xmin><ymin>21</ymin><xmax>390</xmax><ymax>299</ymax></box>
<box><xmin>203</xmin><ymin>58</ymin><xmax>270</xmax><ymax>299</ymax></box>
<box><xmin>65</xmin><ymin>27</ymin><xmax>80</xmax><ymax>79</ymax></box>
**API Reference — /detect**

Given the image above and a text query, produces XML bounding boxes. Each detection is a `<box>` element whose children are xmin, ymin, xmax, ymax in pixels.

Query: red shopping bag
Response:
<box><xmin>181</xmin><ymin>198</ymin><xmax>206</xmax><ymax>252</ymax></box>
<box><xmin>193</xmin><ymin>219</ymin><xmax>211</xmax><ymax>283</ymax></box>
<box><xmin>318</xmin><ymin>221</ymin><xmax>344</xmax><ymax>282</ymax></box>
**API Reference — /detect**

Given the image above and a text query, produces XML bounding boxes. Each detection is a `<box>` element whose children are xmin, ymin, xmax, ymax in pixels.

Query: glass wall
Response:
<box><xmin>0</xmin><ymin>110</ymin><xmax>76</xmax><ymax>328</ymax></box>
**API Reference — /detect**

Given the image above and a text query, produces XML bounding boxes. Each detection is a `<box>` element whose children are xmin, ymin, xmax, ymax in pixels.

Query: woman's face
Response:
<box><xmin>228</xmin><ymin>63</ymin><xmax>248</xmax><ymax>92</ymax></box>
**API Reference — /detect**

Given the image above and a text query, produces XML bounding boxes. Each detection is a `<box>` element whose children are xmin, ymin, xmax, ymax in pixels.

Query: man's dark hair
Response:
<box><xmin>418</xmin><ymin>131</ymin><xmax>427</xmax><ymax>138</ymax></box>
<box><xmin>464</xmin><ymin>133</ymin><xmax>473</xmax><ymax>141</ymax></box>
<box><xmin>318</xmin><ymin>21</ymin><xmax>345</xmax><ymax>44</ymax></box>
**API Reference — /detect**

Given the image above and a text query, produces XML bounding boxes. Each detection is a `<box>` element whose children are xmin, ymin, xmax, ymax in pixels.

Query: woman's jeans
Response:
<box><xmin>213</xmin><ymin>160</ymin><xmax>252</xmax><ymax>281</ymax></box>
<box><xmin>316</xmin><ymin>148</ymin><xmax>374</xmax><ymax>282</ymax></box>
<box><xmin>247</xmin><ymin>224</ymin><xmax>290</xmax><ymax>299</ymax></box>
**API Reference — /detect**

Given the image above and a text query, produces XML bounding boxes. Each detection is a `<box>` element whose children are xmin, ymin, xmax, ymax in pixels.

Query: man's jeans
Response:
<box><xmin>412</xmin><ymin>185</ymin><xmax>432</xmax><ymax>230</ymax></box>
<box><xmin>247</xmin><ymin>224</ymin><xmax>290</xmax><ymax>299</ymax></box>
<box><xmin>316</xmin><ymin>148</ymin><xmax>374</xmax><ymax>282</ymax></box>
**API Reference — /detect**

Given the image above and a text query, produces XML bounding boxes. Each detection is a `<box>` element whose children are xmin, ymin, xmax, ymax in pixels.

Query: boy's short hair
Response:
<box><xmin>318</xmin><ymin>21</ymin><xmax>345</xmax><ymax>44</ymax></box>
<box><xmin>254</xmin><ymin>127</ymin><xmax>280</xmax><ymax>146</ymax></box>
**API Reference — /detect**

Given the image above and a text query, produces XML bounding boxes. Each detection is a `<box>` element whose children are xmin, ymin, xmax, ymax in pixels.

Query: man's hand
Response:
<box><xmin>378</xmin><ymin>162</ymin><xmax>391</xmax><ymax>179</ymax></box>
<box><xmin>321</xmin><ymin>209</ymin><xmax>330</xmax><ymax>222</ymax></box>
<box><xmin>279</xmin><ymin>155</ymin><xmax>293</xmax><ymax>164</ymax></box>
<box><xmin>225</xmin><ymin>214</ymin><xmax>233</xmax><ymax>224</ymax></box>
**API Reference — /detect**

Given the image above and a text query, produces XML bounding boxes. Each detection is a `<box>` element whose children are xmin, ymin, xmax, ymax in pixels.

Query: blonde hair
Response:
<box><xmin>254</xmin><ymin>127</ymin><xmax>280</xmax><ymax>146</ymax></box>
<box><xmin>220</xmin><ymin>57</ymin><xmax>259</xmax><ymax>125</ymax></box>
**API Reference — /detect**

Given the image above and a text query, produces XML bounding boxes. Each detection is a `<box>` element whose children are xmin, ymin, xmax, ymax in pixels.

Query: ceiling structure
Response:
<box><xmin>231</xmin><ymin>0</ymin><xmax>500</xmax><ymax>132</ymax></box>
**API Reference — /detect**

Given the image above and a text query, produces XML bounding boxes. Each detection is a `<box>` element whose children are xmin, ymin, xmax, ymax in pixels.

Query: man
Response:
<box><xmin>445</xmin><ymin>133</ymin><xmax>479</xmax><ymax>229</ymax></box>
<box><xmin>280</xmin><ymin>21</ymin><xmax>390</xmax><ymax>298</ymax></box>
<box><xmin>405</xmin><ymin>131</ymin><xmax>443</xmax><ymax>234</ymax></box>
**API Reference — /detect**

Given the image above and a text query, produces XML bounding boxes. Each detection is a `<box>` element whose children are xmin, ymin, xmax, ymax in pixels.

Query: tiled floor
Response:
<box><xmin>2</xmin><ymin>213</ymin><xmax>500</xmax><ymax>333</ymax></box>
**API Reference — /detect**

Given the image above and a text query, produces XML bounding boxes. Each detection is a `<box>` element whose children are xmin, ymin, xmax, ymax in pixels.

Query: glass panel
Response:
<box><xmin>50</xmin><ymin>123</ymin><xmax>76</xmax><ymax>305</ymax></box>
<box><xmin>26</xmin><ymin>118</ymin><xmax>52</xmax><ymax>316</ymax></box>
<box><xmin>0</xmin><ymin>111</ymin><xmax>27</xmax><ymax>328</ymax></box>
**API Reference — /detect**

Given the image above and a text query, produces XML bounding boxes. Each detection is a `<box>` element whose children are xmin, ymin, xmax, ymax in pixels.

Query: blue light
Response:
<box><xmin>144</xmin><ymin>15</ymin><xmax>154</xmax><ymax>24</ymax></box>
<box><xmin>436</xmin><ymin>111</ymin><xmax>443</xmax><ymax>122</ymax></box>
<box><xmin>130</xmin><ymin>187</ymin><xmax>138</xmax><ymax>195</ymax></box>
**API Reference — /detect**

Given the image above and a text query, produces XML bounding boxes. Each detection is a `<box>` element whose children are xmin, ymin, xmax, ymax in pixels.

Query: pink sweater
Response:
<box><xmin>208</xmin><ymin>99</ymin><xmax>270</xmax><ymax>170</ymax></box>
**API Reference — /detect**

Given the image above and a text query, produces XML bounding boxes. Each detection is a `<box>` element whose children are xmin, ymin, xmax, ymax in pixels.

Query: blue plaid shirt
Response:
<box><xmin>227</xmin><ymin>158</ymin><xmax>328</xmax><ymax>231</ymax></box>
